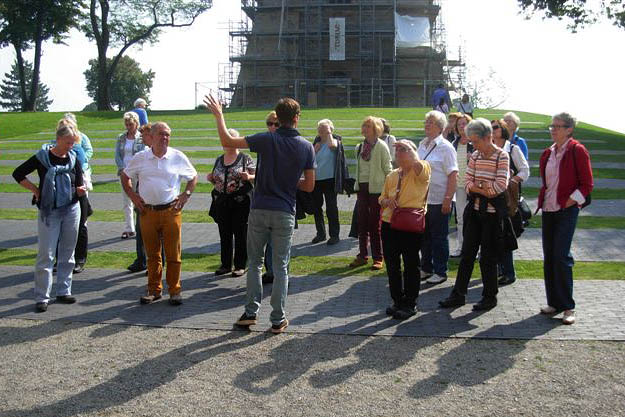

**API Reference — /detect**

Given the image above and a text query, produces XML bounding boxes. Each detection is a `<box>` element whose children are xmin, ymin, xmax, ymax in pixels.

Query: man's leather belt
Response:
<box><xmin>144</xmin><ymin>200</ymin><xmax>177</xmax><ymax>211</ymax></box>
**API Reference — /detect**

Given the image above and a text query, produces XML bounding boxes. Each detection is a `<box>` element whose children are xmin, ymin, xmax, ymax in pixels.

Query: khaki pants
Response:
<box><xmin>140</xmin><ymin>206</ymin><xmax>182</xmax><ymax>296</ymax></box>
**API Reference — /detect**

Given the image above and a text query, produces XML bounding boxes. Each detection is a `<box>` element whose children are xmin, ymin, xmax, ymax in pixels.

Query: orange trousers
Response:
<box><xmin>139</xmin><ymin>206</ymin><xmax>182</xmax><ymax>296</ymax></box>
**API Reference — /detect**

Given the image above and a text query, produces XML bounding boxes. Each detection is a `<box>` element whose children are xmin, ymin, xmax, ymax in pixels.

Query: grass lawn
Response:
<box><xmin>1</xmin><ymin>248</ymin><xmax>623</xmax><ymax>279</ymax></box>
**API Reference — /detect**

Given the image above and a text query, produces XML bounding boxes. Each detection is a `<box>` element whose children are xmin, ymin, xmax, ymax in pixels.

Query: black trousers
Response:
<box><xmin>453</xmin><ymin>208</ymin><xmax>499</xmax><ymax>299</ymax></box>
<box><xmin>217</xmin><ymin>201</ymin><xmax>249</xmax><ymax>270</ymax></box>
<box><xmin>74</xmin><ymin>195</ymin><xmax>89</xmax><ymax>265</ymax></box>
<box><xmin>381</xmin><ymin>221</ymin><xmax>423</xmax><ymax>307</ymax></box>
<box><xmin>312</xmin><ymin>178</ymin><xmax>340</xmax><ymax>238</ymax></box>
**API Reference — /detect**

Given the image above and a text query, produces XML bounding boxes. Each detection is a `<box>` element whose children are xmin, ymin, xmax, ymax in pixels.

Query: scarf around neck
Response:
<box><xmin>35</xmin><ymin>144</ymin><xmax>76</xmax><ymax>221</ymax></box>
<box><xmin>360</xmin><ymin>139</ymin><xmax>376</xmax><ymax>162</ymax></box>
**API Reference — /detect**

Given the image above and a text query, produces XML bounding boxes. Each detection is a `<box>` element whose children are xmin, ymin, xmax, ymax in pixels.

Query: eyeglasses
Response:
<box><xmin>491</xmin><ymin>125</ymin><xmax>500</xmax><ymax>130</ymax></box>
<box><xmin>548</xmin><ymin>124</ymin><xmax>567</xmax><ymax>130</ymax></box>
<box><xmin>266</xmin><ymin>121</ymin><xmax>280</xmax><ymax>127</ymax></box>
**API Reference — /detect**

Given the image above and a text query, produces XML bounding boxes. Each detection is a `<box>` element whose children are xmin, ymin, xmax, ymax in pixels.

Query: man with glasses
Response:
<box><xmin>204</xmin><ymin>96</ymin><xmax>315</xmax><ymax>334</ymax></box>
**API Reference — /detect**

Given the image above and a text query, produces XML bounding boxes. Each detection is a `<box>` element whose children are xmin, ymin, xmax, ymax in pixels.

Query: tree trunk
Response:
<box><xmin>92</xmin><ymin>0</ymin><xmax>113</xmax><ymax>110</ymax></box>
<box><xmin>25</xmin><ymin>13</ymin><xmax>44</xmax><ymax>112</ymax></box>
<box><xmin>13</xmin><ymin>46</ymin><xmax>30</xmax><ymax>112</ymax></box>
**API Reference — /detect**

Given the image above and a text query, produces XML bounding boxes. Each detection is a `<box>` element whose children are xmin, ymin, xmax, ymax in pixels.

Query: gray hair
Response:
<box><xmin>151</xmin><ymin>121</ymin><xmax>170</xmax><ymax>135</ymax></box>
<box><xmin>553</xmin><ymin>112</ymin><xmax>577</xmax><ymax>129</ymax></box>
<box><xmin>465</xmin><ymin>118</ymin><xmax>493</xmax><ymax>139</ymax></box>
<box><xmin>227</xmin><ymin>128</ymin><xmax>240</xmax><ymax>137</ymax></box>
<box><xmin>123</xmin><ymin>111</ymin><xmax>140</xmax><ymax>126</ymax></box>
<box><xmin>134</xmin><ymin>98</ymin><xmax>147</xmax><ymax>108</ymax></box>
<box><xmin>503</xmin><ymin>112</ymin><xmax>520</xmax><ymax>131</ymax></box>
<box><xmin>317</xmin><ymin>118</ymin><xmax>334</xmax><ymax>132</ymax></box>
<box><xmin>424</xmin><ymin>110</ymin><xmax>448</xmax><ymax>131</ymax></box>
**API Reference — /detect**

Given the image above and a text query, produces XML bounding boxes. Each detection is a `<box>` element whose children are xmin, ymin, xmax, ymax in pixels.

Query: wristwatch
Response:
<box><xmin>184</xmin><ymin>190</ymin><xmax>192</xmax><ymax>197</ymax></box>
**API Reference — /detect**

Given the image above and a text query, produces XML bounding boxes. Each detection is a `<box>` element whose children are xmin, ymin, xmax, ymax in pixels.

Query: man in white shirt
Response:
<box><xmin>121</xmin><ymin>122</ymin><xmax>198</xmax><ymax>306</ymax></box>
<box><xmin>417</xmin><ymin>111</ymin><xmax>458</xmax><ymax>284</ymax></box>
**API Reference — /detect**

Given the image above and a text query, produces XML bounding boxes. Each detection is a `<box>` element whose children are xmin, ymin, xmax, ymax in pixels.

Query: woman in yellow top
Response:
<box><xmin>379</xmin><ymin>140</ymin><xmax>431</xmax><ymax>320</ymax></box>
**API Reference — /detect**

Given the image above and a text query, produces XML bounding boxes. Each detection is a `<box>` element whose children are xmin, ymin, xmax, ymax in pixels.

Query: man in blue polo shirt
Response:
<box><xmin>204</xmin><ymin>95</ymin><xmax>315</xmax><ymax>334</ymax></box>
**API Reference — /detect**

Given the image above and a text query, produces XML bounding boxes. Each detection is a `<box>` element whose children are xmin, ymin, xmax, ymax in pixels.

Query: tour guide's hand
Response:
<box><xmin>203</xmin><ymin>94</ymin><xmax>222</xmax><ymax>117</ymax></box>
<box><xmin>175</xmin><ymin>193</ymin><xmax>190</xmax><ymax>210</ymax></box>
<box><xmin>441</xmin><ymin>199</ymin><xmax>452</xmax><ymax>214</ymax></box>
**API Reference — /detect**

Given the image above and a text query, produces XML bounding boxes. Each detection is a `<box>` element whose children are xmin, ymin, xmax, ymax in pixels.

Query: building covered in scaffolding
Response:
<box><xmin>220</xmin><ymin>0</ymin><xmax>463</xmax><ymax>108</ymax></box>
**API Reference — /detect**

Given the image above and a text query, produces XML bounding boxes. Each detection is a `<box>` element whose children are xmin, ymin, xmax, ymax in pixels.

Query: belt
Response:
<box><xmin>144</xmin><ymin>200</ymin><xmax>177</xmax><ymax>211</ymax></box>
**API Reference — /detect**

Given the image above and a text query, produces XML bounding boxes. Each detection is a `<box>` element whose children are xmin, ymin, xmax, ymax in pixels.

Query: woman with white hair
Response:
<box><xmin>12</xmin><ymin>124</ymin><xmax>87</xmax><ymax>312</ymax></box>
<box><xmin>439</xmin><ymin>118</ymin><xmax>509</xmax><ymax>311</ymax></box>
<box><xmin>311</xmin><ymin>119</ymin><xmax>347</xmax><ymax>245</ymax></box>
<box><xmin>503</xmin><ymin>112</ymin><xmax>529</xmax><ymax>160</ymax></box>
<box><xmin>132</xmin><ymin>98</ymin><xmax>149</xmax><ymax>126</ymax></box>
<box><xmin>208</xmin><ymin>128</ymin><xmax>256</xmax><ymax>277</ymax></box>
<box><xmin>417</xmin><ymin>110</ymin><xmax>458</xmax><ymax>285</ymax></box>
<box><xmin>379</xmin><ymin>140</ymin><xmax>431</xmax><ymax>320</ymax></box>
<box><xmin>115</xmin><ymin>112</ymin><xmax>145</xmax><ymax>239</ymax></box>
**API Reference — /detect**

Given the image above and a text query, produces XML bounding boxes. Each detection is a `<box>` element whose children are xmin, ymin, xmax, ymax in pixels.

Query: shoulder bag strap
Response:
<box><xmin>423</xmin><ymin>142</ymin><xmax>438</xmax><ymax>160</ymax></box>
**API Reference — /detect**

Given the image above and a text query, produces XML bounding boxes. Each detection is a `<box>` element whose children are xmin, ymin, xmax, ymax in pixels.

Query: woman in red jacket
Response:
<box><xmin>537</xmin><ymin>112</ymin><xmax>593</xmax><ymax>325</ymax></box>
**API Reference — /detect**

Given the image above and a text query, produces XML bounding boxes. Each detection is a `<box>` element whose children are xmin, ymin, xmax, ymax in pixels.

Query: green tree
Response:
<box><xmin>84</xmin><ymin>55</ymin><xmax>154</xmax><ymax>111</ymax></box>
<box><xmin>0</xmin><ymin>59</ymin><xmax>53</xmax><ymax>111</ymax></box>
<box><xmin>0</xmin><ymin>0</ymin><xmax>82</xmax><ymax>111</ymax></box>
<box><xmin>518</xmin><ymin>0</ymin><xmax>625</xmax><ymax>31</ymax></box>
<box><xmin>83</xmin><ymin>0</ymin><xmax>212</xmax><ymax>110</ymax></box>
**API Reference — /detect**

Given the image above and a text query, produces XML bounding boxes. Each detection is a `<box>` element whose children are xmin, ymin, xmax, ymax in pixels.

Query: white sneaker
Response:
<box><xmin>562</xmin><ymin>310</ymin><xmax>575</xmax><ymax>325</ymax></box>
<box><xmin>450</xmin><ymin>249</ymin><xmax>462</xmax><ymax>258</ymax></box>
<box><xmin>426</xmin><ymin>274</ymin><xmax>447</xmax><ymax>284</ymax></box>
<box><xmin>420</xmin><ymin>271</ymin><xmax>433</xmax><ymax>281</ymax></box>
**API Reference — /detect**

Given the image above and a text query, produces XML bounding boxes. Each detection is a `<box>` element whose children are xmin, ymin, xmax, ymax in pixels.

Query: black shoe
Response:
<box><xmin>215</xmin><ymin>266</ymin><xmax>232</xmax><ymax>276</ymax></box>
<box><xmin>498</xmin><ymin>275</ymin><xmax>517</xmax><ymax>286</ymax></box>
<box><xmin>262</xmin><ymin>272</ymin><xmax>274</xmax><ymax>284</ymax></box>
<box><xmin>473</xmin><ymin>297</ymin><xmax>497</xmax><ymax>311</ymax></box>
<box><xmin>56</xmin><ymin>295</ymin><xmax>76</xmax><ymax>304</ymax></box>
<box><xmin>311</xmin><ymin>235</ymin><xmax>326</xmax><ymax>244</ymax></box>
<box><xmin>271</xmin><ymin>319</ymin><xmax>289</xmax><ymax>334</ymax></box>
<box><xmin>73</xmin><ymin>264</ymin><xmax>85</xmax><ymax>274</ymax></box>
<box><xmin>385</xmin><ymin>303</ymin><xmax>401</xmax><ymax>316</ymax></box>
<box><xmin>439</xmin><ymin>293</ymin><xmax>465</xmax><ymax>308</ymax></box>
<box><xmin>127</xmin><ymin>262</ymin><xmax>147</xmax><ymax>273</ymax></box>
<box><xmin>393</xmin><ymin>306</ymin><xmax>417</xmax><ymax>320</ymax></box>
<box><xmin>35</xmin><ymin>302</ymin><xmax>48</xmax><ymax>312</ymax></box>
<box><xmin>236</xmin><ymin>313</ymin><xmax>257</xmax><ymax>326</ymax></box>
<box><xmin>348</xmin><ymin>232</ymin><xmax>358</xmax><ymax>238</ymax></box>
<box><xmin>327</xmin><ymin>236</ymin><xmax>340</xmax><ymax>245</ymax></box>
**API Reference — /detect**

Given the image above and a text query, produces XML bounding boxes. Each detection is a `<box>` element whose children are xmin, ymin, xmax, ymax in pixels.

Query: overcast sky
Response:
<box><xmin>1</xmin><ymin>0</ymin><xmax>623</xmax><ymax>133</ymax></box>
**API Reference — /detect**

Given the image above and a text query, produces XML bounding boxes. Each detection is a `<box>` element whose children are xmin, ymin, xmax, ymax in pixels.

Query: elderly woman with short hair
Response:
<box><xmin>439</xmin><ymin>118</ymin><xmax>509</xmax><ymax>311</ymax></box>
<box><xmin>12</xmin><ymin>124</ymin><xmax>87</xmax><ymax>312</ymax></box>
<box><xmin>491</xmin><ymin>118</ymin><xmax>530</xmax><ymax>286</ymax></box>
<box><xmin>537</xmin><ymin>112</ymin><xmax>593</xmax><ymax>325</ymax></box>
<box><xmin>115</xmin><ymin>111</ymin><xmax>145</xmax><ymax>239</ymax></box>
<box><xmin>417</xmin><ymin>110</ymin><xmax>458</xmax><ymax>285</ymax></box>
<box><xmin>311</xmin><ymin>119</ymin><xmax>347</xmax><ymax>245</ymax></box>
<box><xmin>349</xmin><ymin>116</ymin><xmax>392</xmax><ymax>270</ymax></box>
<box><xmin>379</xmin><ymin>140</ymin><xmax>431</xmax><ymax>320</ymax></box>
<box><xmin>503</xmin><ymin>112</ymin><xmax>529</xmax><ymax>160</ymax></box>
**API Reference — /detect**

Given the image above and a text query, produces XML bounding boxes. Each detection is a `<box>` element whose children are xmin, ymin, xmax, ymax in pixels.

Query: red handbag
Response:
<box><xmin>389</xmin><ymin>171</ymin><xmax>427</xmax><ymax>233</ymax></box>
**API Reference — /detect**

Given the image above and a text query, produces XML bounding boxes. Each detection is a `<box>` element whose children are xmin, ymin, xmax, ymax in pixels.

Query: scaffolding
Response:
<box><xmin>219</xmin><ymin>0</ymin><xmax>464</xmax><ymax>108</ymax></box>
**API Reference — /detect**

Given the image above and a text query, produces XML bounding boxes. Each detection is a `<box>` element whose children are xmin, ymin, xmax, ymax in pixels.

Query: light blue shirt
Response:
<box><xmin>315</xmin><ymin>143</ymin><xmax>336</xmax><ymax>181</ymax></box>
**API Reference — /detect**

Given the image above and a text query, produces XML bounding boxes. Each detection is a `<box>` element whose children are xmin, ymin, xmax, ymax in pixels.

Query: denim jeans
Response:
<box><xmin>421</xmin><ymin>204</ymin><xmax>451</xmax><ymax>277</ymax></box>
<box><xmin>246</xmin><ymin>209</ymin><xmax>295</xmax><ymax>325</ymax></box>
<box><xmin>542</xmin><ymin>206</ymin><xmax>579</xmax><ymax>311</ymax></box>
<box><xmin>35</xmin><ymin>203</ymin><xmax>80</xmax><ymax>303</ymax></box>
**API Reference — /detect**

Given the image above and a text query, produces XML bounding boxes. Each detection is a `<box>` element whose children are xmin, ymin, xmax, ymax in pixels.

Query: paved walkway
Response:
<box><xmin>1</xmin><ymin>218</ymin><xmax>623</xmax><ymax>262</ymax></box>
<box><xmin>0</xmin><ymin>265</ymin><xmax>623</xmax><ymax>340</ymax></box>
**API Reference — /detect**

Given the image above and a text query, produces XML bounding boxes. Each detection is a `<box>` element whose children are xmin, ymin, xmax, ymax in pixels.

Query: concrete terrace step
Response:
<box><xmin>0</xmin><ymin>219</ymin><xmax>623</xmax><ymax>262</ymax></box>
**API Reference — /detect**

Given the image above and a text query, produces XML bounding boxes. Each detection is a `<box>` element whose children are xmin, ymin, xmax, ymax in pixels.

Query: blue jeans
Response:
<box><xmin>421</xmin><ymin>204</ymin><xmax>450</xmax><ymax>277</ymax></box>
<box><xmin>542</xmin><ymin>206</ymin><xmax>579</xmax><ymax>311</ymax></box>
<box><xmin>246</xmin><ymin>209</ymin><xmax>295</xmax><ymax>325</ymax></box>
<box><xmin>35</xmin><ymin>203</ymin><xmax>80</xmax><ymax>303</ymax></box>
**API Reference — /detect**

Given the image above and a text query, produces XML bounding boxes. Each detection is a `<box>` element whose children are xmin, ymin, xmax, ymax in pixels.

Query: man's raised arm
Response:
<box><xmin>204</xmin><ymin>94</ymin><xmax>249</xmax><ymax>149</ymax></box>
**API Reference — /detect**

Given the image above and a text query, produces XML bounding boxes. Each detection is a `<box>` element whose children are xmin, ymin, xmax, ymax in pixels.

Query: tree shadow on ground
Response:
<box><xmin>0</xmin><ymin>331</ymin><xmax>267</xmax><ymax>417</ymax></box>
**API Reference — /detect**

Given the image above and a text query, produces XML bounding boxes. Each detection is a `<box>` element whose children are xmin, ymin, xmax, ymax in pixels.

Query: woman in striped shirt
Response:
<box><xmin>439</xmin><ymin>118</ymin><xmax>510</xmax><ymax>311</ymax></box>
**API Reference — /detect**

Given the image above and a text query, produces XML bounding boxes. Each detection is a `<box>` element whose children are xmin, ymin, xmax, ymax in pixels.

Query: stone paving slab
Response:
<box><xmin>1</xmin><ymin>219</ymin><xmax>624</xmax><ymax>262</ymax></box>
<box><xmin>0</xmin><ymin>265</ymin><xmax>622</xmax><ymax>340</ymax></box>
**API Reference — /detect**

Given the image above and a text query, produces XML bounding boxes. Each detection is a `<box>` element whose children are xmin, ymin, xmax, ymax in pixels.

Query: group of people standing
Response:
<box><xmin>13</xmin><ymin>95</ymin><xmax>592</xmax><ymax>329</ymax></box>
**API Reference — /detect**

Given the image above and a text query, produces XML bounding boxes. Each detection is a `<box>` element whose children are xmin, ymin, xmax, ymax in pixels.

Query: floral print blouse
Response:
<box><xmin>211</xmin><ymin>153</ymin><xmax>256</xmax><ymax>194</ymax></box>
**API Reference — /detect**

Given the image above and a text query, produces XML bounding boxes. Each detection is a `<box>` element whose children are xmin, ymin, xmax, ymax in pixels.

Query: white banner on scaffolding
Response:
<box><xmin>329</xmin><ymin>17</ymin><xmax>345</xmax><ymax>61</ymax></box>
<box><xmin>395</xmin><ymin>13</ymin><xmax>430</xmax><ymax>48</ymax></box>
